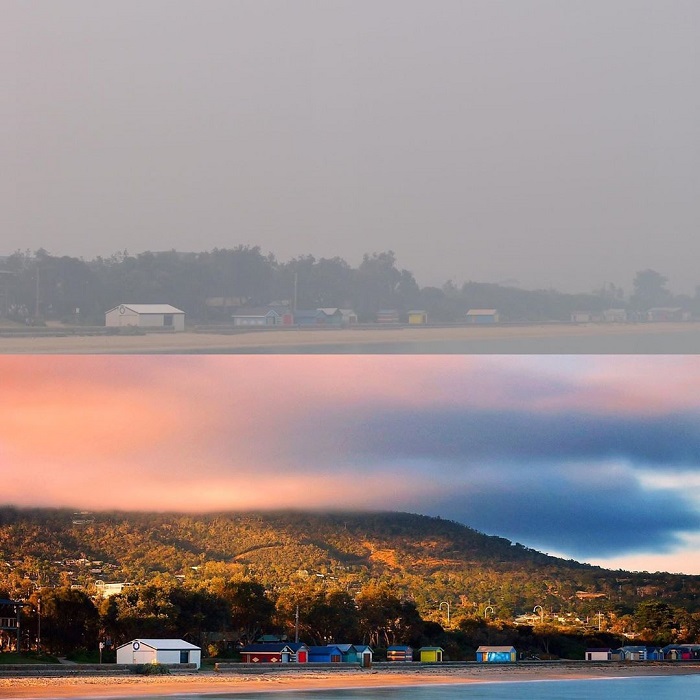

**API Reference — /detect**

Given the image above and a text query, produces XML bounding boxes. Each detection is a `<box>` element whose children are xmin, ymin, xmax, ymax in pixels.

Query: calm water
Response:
<box><xmin>124</xmin><ymin>675</ymin><xmax>700</xmax><ymax>700</ymax></box>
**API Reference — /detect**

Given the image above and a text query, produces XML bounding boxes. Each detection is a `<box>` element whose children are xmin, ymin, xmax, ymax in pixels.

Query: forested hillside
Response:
<box><xmin>2</xmin><ymin>507</ymin><xmax>699</xmax><ymax>620</ymax></box>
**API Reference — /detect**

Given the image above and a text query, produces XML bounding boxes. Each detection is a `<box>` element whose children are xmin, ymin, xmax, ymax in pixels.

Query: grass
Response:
<box><xmin>0</xmin><ymin>651</ymin><xmax>60</xmax><ymax>664</ymax></box>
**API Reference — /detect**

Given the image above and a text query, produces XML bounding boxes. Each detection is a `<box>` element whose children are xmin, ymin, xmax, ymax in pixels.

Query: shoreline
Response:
<box><xmin>2</xmin><ymin>663</ymin><xmax>699</xmax><ymax>699</ymax></box>
<box><xmin>1</xmin><ymin>322</ymin><xmax>700</xmax><ymax>354</ymax></box>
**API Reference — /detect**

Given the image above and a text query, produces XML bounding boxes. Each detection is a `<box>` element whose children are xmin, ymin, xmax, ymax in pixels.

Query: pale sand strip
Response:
<box><xmin>1</xmin><ymin>664</ymin><xmax>699</xmax><ymax>699</ymax></box>
<box><xmin>1</xmin><ymin>322</ymin><xmax>699</xmax><ymax>354</ymax></box>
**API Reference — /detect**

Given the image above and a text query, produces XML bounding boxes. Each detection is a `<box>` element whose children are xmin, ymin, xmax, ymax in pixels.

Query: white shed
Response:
<box><xmin>105</xmin><ymin>304</ymin><xmax>186</xmax><ymax>331</ymax></box>
<box><xmin>116</xmin><ymin>638</ymin><xmax>201</xmax><ymax>668</ymax></box>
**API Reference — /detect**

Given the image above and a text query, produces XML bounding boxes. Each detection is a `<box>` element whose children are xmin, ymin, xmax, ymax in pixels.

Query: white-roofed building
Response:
<box><xmin>116</xmin><ymin>639</ymin><xmax>201</xmax><ymax>668</ymax></box>
<box><xmin>105</xmin><ymin>304</ymin><xmax>186</xmax><ymax>331</ymax></box>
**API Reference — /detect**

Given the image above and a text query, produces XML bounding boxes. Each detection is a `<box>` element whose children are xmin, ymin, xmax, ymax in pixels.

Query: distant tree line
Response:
<box><xmin>2</xmin><ymin>248</ymin><xmax>698</xmax><ymax>325</ymax></box>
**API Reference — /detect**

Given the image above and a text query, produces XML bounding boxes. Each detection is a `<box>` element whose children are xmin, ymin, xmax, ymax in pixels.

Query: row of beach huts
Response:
<box><xmin>114</xmin><ymin>640</ymin><xmax>519</xmax><ymax>668</ymax></box>
<box><xmin>103</xmin><ymin>304</ymin><xmax>501</xmax><ymax>331</ymax></box>
<box><xmin>113</xmin><ymin>640</ymin><xmax>700</xmax><ymax>669</ymax></box>
<box><xmin>586</xmin><ymin>644</ymin><xmax>700</xmax><ymax>661</ymax></box>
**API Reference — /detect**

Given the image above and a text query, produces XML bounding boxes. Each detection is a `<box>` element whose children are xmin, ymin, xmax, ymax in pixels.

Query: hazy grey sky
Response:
<box><xmin>6</xmin><ymin>1</ymin><xmax>700</xmax><ymax>293</ymax></box>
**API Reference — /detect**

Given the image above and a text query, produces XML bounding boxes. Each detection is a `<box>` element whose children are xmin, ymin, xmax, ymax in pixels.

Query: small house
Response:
<box><xmin>339</xmin><ymin>309</ymin><xmax>358</xmax><ymax>325</ymax></box>
<box><xmin>376</xmin><ymin>309</ymin><xmax>400</xmax><ymax>324</ymax></box>
<box><xmin>617</xmin><ymin>645</ymin><xmax>663</xmax><ymax>661</ymax></box>
<box><xmin>663</xmin><ymin>644</ymin><xmax>700</xmax><ymax>660</ymax></box>
<box><xmin>115</xmin><ymin>639</ymin><xmax>201</xmax><ymax>668</ymax></box>
<box><xmin>105</xmin><ymin>304</ymin><xmax>185</xmax><ymax>331</ymax></box>
<box><xmin>476</xmin><ymin>646</ymin><xmax>516</xmax><ymax>663</ymax></box>
<box><xmin>308</xmin><ymin>645</ymin><xmax>344</xmax><ymax>663</ymax></box>
<box><xmin>386</xmin><ymin>645</ymin><xmax>413</xmax><ymax>662</ymax></box>
<box><xmin>419</xmin><ymin>647</ymin><xmax>444</xmax><ymax>662</ymax></box>
<box><xmin>294</xmin><ymin>309</ymin><xmax>325</xmax><ymax>326</ymax></box>
<box><xmin>232</xmin><ymin>308</ymin><xmax>287</xmax><ymax>327</ymax></box>
<box><xmin>466</xmin><ymin>309</ymin><xmax>499</xmax><ymax>324</ymax></box>
<box><xmin>316</xmin><ymin>308</ymin><xmax>345</xmax><ymax>326</ymax></box>
<box><xmin>239</xmin><ymin>642</ymin><xmax>309</xmax><ymax>663</ymax></box>
<box><xmin>603</xmin><ymin>308</ymin><xmax>627</xmax><ymax>323</ymax></box>
<box><xmin>585</xmin><ymin>648</ymin><xmax>612</xmax><ymax>661</ymax></box>
<box><xmin>333</xmin><ymin>643</ymin><xmax>373</xmax><ymax>666</ymax></box>
<box><xmin>647</xmin><ymin>307</ymin><xmax>685</xmax><ymax>322</ymax></box>
<box><xmin>408</xmin><ymin>310</ymin><xmax>428</xmax><ymax>325</ymax></box>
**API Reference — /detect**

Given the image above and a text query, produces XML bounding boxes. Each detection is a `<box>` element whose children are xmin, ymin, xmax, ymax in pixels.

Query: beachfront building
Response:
<box><xmin>105</xmin><ymin>304</ymin><xmax>186</xmax><ymax>331</ymax></box>
<box><xmin>407</xmin><ymin>310</ymin><xmax>428</xmax><ymax>325</ymax></box>
<box><xmin>294</xmin><ymin>309</ymin><xmax>343</xmax><ymax>327</ymax></box>
<box><xmin>662</xmin><ymin>644</ymin><xmax>700</xmax><ymax>660</ymax></box>
<box><xmin>466</xmin><ymin>309</ymin><xmax>500</xmax><ymax>324</ymax></box>
<box><xmin>475</xmin><ymin>646</ymin><xmax>517</xmax><ymax>663</ymax></box>
<box><xmin>616</xmin><ymin>645</ymin><xmax>664</xmax><ymax>661</ymax></box>
<box><xmin>331</xmin><ymin>644</ymin><xmax>374</xmax><ymax>666</ymax></box>
<box><xmin>316</xmin><ymin>308</ymin><xmax>345</xmax><ymax>326</ymax></box>
<box><xmin>339</xmin><ymin>309</ymin><xmax>358</xmax><ymax>325</ymax></box>
<box><xmin>585</xmin><ymin>648</ymin><xmax>612</xmax><ymax>661</ymax></box>
<box><xmin>239</xmin><ymin>642</ymin><xmax>309</xmax><ymax>663</ymax></box>
<box><xmin>647</xmin><ymin>307</ymin><xmax>686</xmax><ymax>322</ymax></box>
<box><xmin>308</xmin><ymin>645</ymin><xmax>344</xmax><ymax>663</ymax></box>
<box><xmin>386</xmin><ymin>645</ymin><xmax>413</xmax><ymax>662</ymax></box>
<box><xmin>376</xmin><ymin>309</ymin><xmax>400</xmax><ymax>324</ymax></box>
<box><xmin>232</xmin><ymin>307</ymin><xmax>292</xmax><ymax>326</ymax></box>
<box><xmin>603</xmin><ymin>308</ymin><xmax>627</xmax><ymax>323</ymax></box>
<box><xmin>418</xmin><ymin>647</ymin><xmax>444</xmax><ymax>662</ymax></box>
<box><xmin>115</xmin><ymin>639</ymin><xmax>201</xmax><ymax>668</ymax></box>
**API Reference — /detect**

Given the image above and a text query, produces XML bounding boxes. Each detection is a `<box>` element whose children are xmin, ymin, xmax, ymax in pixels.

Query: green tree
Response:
<box><xmin>41</xmin><ymin>587</ymin><xmax>99</xmax><ymax>654</ymax></box>
<box><xmin>630</xmin><ymin>269</ymin><xmax>672</xmax><ymax>310</ymax></box>
<box><xmin>219</xmin><ymin>580</ymin><xmax>276</xmax><ymax>644</ymax></box>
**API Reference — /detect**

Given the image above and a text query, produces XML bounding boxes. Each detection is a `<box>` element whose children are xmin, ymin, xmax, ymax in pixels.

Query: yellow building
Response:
<box><xmin>408</xmin><ymin>310</ymin><xmax>428</xmax><ymax>325</ymax></box>
<box><xmin>419</xmin><ymin>647</ymin><xmax>444</xmax><ymax>662</ymax></box>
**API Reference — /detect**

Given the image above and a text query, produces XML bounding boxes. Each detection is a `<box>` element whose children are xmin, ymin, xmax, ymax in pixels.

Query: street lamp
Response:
<box><xmin>439</xmin><ymin>601</ymin><xmax>451</xmax><ymax>625</ymax></box>
<box><xmin>484</xmin><ymin>605</ymin><xmax>495</xmax><ymax>619</ymax></box>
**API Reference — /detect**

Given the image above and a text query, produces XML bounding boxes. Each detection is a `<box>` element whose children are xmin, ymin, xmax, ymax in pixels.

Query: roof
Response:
<box><xmin>477</xmin><ymin>646</ymin><xmax>516</xmax><ymax>652</ymax></box>
<box><xmin>240</xmin><ymin>643</ymin><xmax>291</xmax><ymax>653</ymax></box>
<box><xmin>232</xmin><ymin>307</ymin><xmax>281</xmax><ymax>317</ymax></box>
<box><xmin>240</xmin><ymin>643</ymin><xmax>308</xmax><ymax>653</ymax></box>
<box><xmin>117</xmin><ymin>638</ymin><xmax>200</xmax><ymax>651</ymax></box>
<box><xmin>419</xmin><ymin>647</ymin><xmax>444</xmax><ymax>651</ymax></box>
<box><xmin>308</xmin><ymin>645</ymin><xmax>343</xmax><ymax>653</ymax></box>
<box><xmin>109</xmin><ymin>304</ymin><xmax>184</xmax><ymax>314</ymax></box>
<box><xmin>466</xmin><ymin>309</ymin><xmax>498</xmax><ymax>315</ymax></box>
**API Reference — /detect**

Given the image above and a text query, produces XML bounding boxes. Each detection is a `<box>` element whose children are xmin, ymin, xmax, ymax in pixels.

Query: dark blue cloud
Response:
<box><xmin>413</xmin><ymin>464</ymin><xmax>700</xmax><ymax>558</ymax></box>
<box><xmin>343</xmin><ymin>408</ymin><xmax>700</xmax><ymax>469</ymax></box>
<box><xmin>286</xmin><ymin>405</ymin><xmax>700</xmax><ymax>558</ymax></box>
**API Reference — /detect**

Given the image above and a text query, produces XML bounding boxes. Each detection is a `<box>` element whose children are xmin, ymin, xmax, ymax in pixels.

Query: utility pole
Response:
<box><xmin>37</xmin><ymin>598</ymin><xmax>41</xmax><ymax>653</ymax></box>
<box><xmin>34</xmin><ymin>266</ymin><xmax>40</xmax><ymax>319</ymax></box>
<box><xmin>293</xmin><ymin>272</ymin><xmax>298</xmax><ymax>312</ymax></box>
<box><xmin>294</xmin><ymin>605</ymin><xmax>300</xmax><ymax>643</ymax></box>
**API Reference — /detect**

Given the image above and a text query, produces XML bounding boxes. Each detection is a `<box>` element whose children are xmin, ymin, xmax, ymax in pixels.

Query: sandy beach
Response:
<box><xmin>1</xmin><ymin>663</ymin><xmax>699</xmax><ymax>699</ymax></box>
<box><xmin>1</xmin><ymin>322</ymin><xmax>700</xmax><ymax>354</ymax></box>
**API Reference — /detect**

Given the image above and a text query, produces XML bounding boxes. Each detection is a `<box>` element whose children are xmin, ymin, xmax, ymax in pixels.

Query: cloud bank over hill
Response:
<box><xmin>2</xmin><ymin>355</ymin><xmax>700</xmax><ymax>572</ymax></box>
